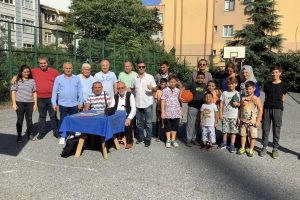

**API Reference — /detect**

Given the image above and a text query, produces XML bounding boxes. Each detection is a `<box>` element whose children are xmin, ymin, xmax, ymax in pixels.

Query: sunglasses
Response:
<box><xmin>199</xmin><ymin>63</ymin><xmax>206</xmax><ymax>66</ymax></box>
<box><xmin>138</xmin><ymin>65</ymin><xmax>146</xmax><ymax>69</ymax></box>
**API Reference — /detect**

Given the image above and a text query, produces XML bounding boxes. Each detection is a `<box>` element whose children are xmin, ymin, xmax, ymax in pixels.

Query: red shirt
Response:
<box><xmin>32</xmin><ymin>67</ymin><xmax>60</xmax><ymax>98</ymax></box>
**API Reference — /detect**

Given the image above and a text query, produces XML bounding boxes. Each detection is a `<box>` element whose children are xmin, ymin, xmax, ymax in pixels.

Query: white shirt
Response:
<box><xmin>220</xmin><ymin>91</ymin><xmax>240</xmax><ymax>119</ymax></box>
<box><xmin>114</xmin><ymin>92</ymin><xmax>136</xmax><ymax>120</ymax></box>
<box><xmin>132</xmin><ymin>73</ymin><xmax>157</xmax><ymax>108</ymax></box>
<box><xmin>200</xmin><ymin>103</ymin><xmax>218</xmax><ymax>126</ymax></box>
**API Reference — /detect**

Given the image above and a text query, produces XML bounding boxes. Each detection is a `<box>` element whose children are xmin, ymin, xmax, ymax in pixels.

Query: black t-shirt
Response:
<box><xmin>186</xmin><ymin>82</ymin><xmax>206</xmax><ymax>109</ymax></box>
<box><xmin>263</xmin><ymin>81</ymin><xmax>287</xmax><ymax>110</ymax></box>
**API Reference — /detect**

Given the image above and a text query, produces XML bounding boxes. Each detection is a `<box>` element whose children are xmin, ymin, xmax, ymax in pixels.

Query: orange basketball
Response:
<box><xmin>180</xmin><ymin>90</ymin><xmax>193</xmax><ymax>103</ymax></box>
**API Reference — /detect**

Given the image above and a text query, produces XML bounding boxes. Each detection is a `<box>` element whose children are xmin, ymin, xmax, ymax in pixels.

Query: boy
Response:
<box><xmin>183</xmin><ymin>72</ymin><xmax>206</xmax><ymax>147</ymax></box>
<box><xmin>161</xmin><ymin>75</ymin><xmax>181</xmax><ymax>148</ymax></box>
<box><xmin>219</xmin><ymin>77</ymin><xmax>240</xmax><ymax>153</ymax></box>
<box><xmin>259</xmin><ymin>66</ymin><xmax>287</xmax><ymax>159</ymax></box>
<box><xmin>237</xmin><ymin>81</ymin><xmax>263</xmax><ymax>157</ymax></box>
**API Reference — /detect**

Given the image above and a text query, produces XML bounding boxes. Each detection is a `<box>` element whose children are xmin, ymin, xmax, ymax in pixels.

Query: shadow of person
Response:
<box><xmin>0</xmin><ymin>132</ymin><xmax>29</xmax><ymax>156</ymax></box>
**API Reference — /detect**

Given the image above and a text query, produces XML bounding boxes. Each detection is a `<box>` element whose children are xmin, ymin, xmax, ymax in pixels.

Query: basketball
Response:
<box><xmin>180</xmin><ymin>90</ymin><xmax>193</xmax><ymax>103</ymax></box>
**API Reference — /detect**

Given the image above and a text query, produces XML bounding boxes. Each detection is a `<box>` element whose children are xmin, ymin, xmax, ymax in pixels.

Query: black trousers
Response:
<box><xmin>16</xmin><ymin>102</ymin><xmax>34</xmax><ymax>137</ymax></box>
<box><xmin>124</xmin><ymin>125</ymin><xmax>133</xmax><ymax>144</ymax></box>
<box><xmin>37</xmin><ymin>98</ymin><xmax>58</xmax><ymax>134</ymax></box>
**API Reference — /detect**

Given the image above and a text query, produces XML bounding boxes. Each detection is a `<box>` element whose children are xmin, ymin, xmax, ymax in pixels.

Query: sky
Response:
<box><xmin>40</xmin><ymin>0</ymin><xmax>161</xmax><ymax>12</ymax></box>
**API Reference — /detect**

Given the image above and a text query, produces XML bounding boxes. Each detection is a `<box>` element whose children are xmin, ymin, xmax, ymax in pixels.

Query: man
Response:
<box><xmin>94</xmin><ymin>59</ymin><xmax>117</xmax><ymax>97</ymax></box>
<box><xmin>78</xmin><ymin>63</ymin><xmax>95</xmax><ymax>102</ymax></box>
<box><xmin>113</xmin><ymin>81</ymin><xmax>136</xmax><ymax>149</ymax></box>
<box><xmin>51</xmin><ymin>62</ymin><xmax>83</xmax><ymax>144</ymax></box>
<box><xmin>131</xmin><ymin>61</ymin><xmax>157</xmax><ymax>147</ymax></box>
<box><xmin>84</xmin><ymin>81</ymin><xmax>115</xmax><ymax>111</ymax></box>
<box><xmin>192</xmin><ymin>59</ymin><xmax>213</xmax><ymax>84</ymax></box>
<box><xmin>118</xmin><ymin>60</ymin><xmax>138</xmax><ymax>92</ymax></box>
<box><xmin>154</xmin><ymin>61</ymin><xmax>172</xmax><ymax>85</ymax></box>
<box><xmin>11</xmin><ymin>56</ymin><xmax>60</xmax><ymax>139</ymax></box>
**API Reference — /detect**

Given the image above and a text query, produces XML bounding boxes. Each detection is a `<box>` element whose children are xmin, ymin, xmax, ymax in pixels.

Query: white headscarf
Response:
<box><xmin>240</xmin><ymin>65</ymin><xmax>257</xmax><ymax>96</ymax></box>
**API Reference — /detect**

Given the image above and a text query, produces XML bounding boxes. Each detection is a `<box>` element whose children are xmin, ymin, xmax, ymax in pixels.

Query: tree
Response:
<box><xmin>227</xmin><ymin>0</ymin><xmax>284</xmax><ymax>82</ymax></box>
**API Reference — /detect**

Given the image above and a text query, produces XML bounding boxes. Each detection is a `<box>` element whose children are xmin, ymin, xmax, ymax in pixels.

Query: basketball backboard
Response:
<box><xmin>223</xmin><ymin>46</ymin><xmax>246</xmax><ymax>59</ymax></box>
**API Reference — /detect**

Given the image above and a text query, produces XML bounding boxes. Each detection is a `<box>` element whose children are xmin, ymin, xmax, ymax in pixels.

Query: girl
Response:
<box><xmin>200</xmin><ymin>92</ymin><xmax>218</xmax><ymax>150</ymax></box>
<box><xmin>11</xmin><ymin>65</ymin><xmax>37</xmax><ymax>143</ymax></box>
<box><xmin>240</xmin><ymin>65</ymin><xmax>260</xmax><ymax>97</ymax></box>
<box><xmin>154</xmin><ymin>78</ymin><xmax>167</xmax><ymax>142</ymax></box>
<box><xmin>206</xmin><ymin>80</ymin><xmax>221</xmax><ymax>107</ymax></box>
<box><xmin>220</xmin><ymin>62</ymin><xmax>241</xmax><ymax>92</ymax></box>
<box><xmin>161</xmin><ymin>75</ymin><xmax>181</xmax><ymax>148</ymax></box>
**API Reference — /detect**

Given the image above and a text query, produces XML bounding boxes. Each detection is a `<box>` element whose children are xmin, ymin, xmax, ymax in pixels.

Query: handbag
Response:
<box><xmin>104</xmin><ymin>92</ymin><xmax>116</xmax><ymax>116</ymax></box>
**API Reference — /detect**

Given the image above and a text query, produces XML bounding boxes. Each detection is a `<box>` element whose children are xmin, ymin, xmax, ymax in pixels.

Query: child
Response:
<box><xmin>237</xmin><ymin>81</ymin><xmax>263</xmax><ymax>157</ymax></box>
<box><xmin>219</xmin><ymin>77</ymin><xmax>240</xmax><ymax>153</ymax></box>
<box><xmin>11</xmin><ymin>65</ymin><xmax>37</xmax><ymax>143</ymax></box>
<box><xmin>183</xmin><ymin>72</ymin><xmax>206</xmax><ymax>147</ymax></box>
<box><xmin>155</xmin><ymin>78</ymin><xmax>168</xmax><ymax>141</ymax></box>
<box><xmin>200</xmin><ymin>92</ymin><xmax>218</xmax><ymax>150</ymax></box>
<box><xmin>206</xmin><ymin>80</ymin><xmax>221</xmax><ymax>107</ymax></box>
<box><xmin>161</xmin><ymin>75</ymin><xmax>181</xmax><ymax>148</ymax></box>
<box><xmin>259</xmin><ymin>66</ymin><xmax>287</xmax><ymax>159</ymax></box>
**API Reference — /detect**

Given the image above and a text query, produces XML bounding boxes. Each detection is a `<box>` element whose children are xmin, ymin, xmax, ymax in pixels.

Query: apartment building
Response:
<box><xmin>0</xmin><ymin>0</ymin><xmax>39</xmax><ymax>48</ymax></box>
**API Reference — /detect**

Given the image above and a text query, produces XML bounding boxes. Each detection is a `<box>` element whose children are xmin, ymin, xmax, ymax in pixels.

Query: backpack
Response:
<box><xmin>60</xmin><ymin>137</ymin><xmax>80</xmax><ymax>158</ymax></box>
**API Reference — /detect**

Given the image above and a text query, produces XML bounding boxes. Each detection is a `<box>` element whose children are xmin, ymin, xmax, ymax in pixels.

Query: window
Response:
<box><xmin>0</xmin><ymin>15</ymin><xmax>15</xmax><ymax>30</ymax></box>
<box><xmin>22</xmin><ymin>19</ymin><xmax>34</xmax><ymax>33</ymax></box>
<box><xmin>45</xmin><ymin>13</ymin><xmax>56</xmax><ymax>23</ymax></box>
<box><xmin>23</xmin><ymin>43</ymin><xmax>34</xmax><ymax>48</ymax></box>
<box><xmin>44</xmin><ymin>32</ymin><xmax>52</xmax><ymax>44</ymax></box>
<box><xmin>223</xmin><ymin>25</ymin><xmax>234</xmax><ymax>37</ymax></box>
<box><xmin>0</xmin><ymin>0</ymin><xmax>14</xmax><ymax>5</ymax></box>
<box><xmin>22</xmin><ymin>0</ymin><xmax>33</xmax><ymax>9</ymax></box>
<box><xmin>224</xmin><ymin>0</ymin><xmax>235</xmax><ymax>11</ymax></box>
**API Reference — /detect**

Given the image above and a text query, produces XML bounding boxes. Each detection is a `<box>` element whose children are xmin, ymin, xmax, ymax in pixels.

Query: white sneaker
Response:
<box><xmin>172</xmin><ymin>140</ymin><xmax>179</xmax><ymax>147</ymax></box>
<box><xmin>59</xmin><ymin>138</ymin><xmax>65</xmax><ymax>145</ymax></box>
<box><xmin>166</xmin><ymin>140</ymin><xmax>171</xmax><ymax>148</ymax></box>
<box><xmin>75</xmin><ymin>132</ymin><xmax>81</xmax><ymax>137</ymax></box>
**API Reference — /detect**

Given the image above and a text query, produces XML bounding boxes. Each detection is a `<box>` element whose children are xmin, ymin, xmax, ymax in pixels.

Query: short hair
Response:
<box><xmin>270</xmin><ymin>65</ymin><xmax>282</xmax><ymax>72</ymax></box>
<box><xmin>168</xmin><ymin>74</ymin><xmax>177</xmax><ymax>82</ymax></box>
<box><xmin>160</xmin><ymin>61</ymin><xmax>169</xmax><ymax>66</ymax></box>
<box><xmin>204</xmin><ymin>91</ymin><xmax>213</xmax><ymax>98</ymax></box>
<box><xmin>92</xmin><ymin>81</ymin><xmax>102</xmax><ymax>88</ymax></box>
<box><xmin>38</xmin><ymin>56</ymin><xmax>48</xmax><ymax>63</ymax></box>
<box><xmin>63</xmin><ymin>62</ymin><xmax>73</xmax><ymax>68</ymax></box>
<box><xmin>197</xmin><ymin>59</ymin><xmax>208</xmax><ymax>66</ymax></box>
<box><xmin>207</xmin><ymin>80</ymin><xmax>216</xmax><ymax>85</ymax></box>
<box><xmin>124</xmin><ymin>60</ymin><xmax>132</xmax><ymax>65</ymax></box>
<box><xmin>160</xmin><ymin>78</ymin><xmax>168</xmax><ymax>84</ymax></box>
<box><xmin>225</xmin><ymin>62</ymin><xmax>237</xmax><ymax>73</ymax></box>
<box><xmin>137</xmin><ymin>60</ymin><xmax>145</xmax><ymax>65</ymax></box>
<box><xmin>197</xmin><ymin>71</ymin><xmax>205</xmax><ymax>78</ymax></box>
<box><xmin>81</xmin><ymin>63</ymin><xmax>91</xmax><ymax>70</ymax></box>
<box><xmin>245</xmin><ymin>81</ymin><xmax>255</xmax><ymax>88</ymax></box>
<box><xmin>227</xmin><ymin>76</ymin><xmax>238</xmax><ymax>84</ymax></box>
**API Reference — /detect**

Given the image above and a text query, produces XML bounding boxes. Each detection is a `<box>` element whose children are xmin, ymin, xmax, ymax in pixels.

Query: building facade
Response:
<box><xmin>0</xmin><ymin>0</ymin><xmax>39</xmax><ymax>48</ymax></box>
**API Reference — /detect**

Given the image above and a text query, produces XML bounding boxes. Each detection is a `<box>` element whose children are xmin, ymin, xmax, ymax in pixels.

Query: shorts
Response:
<box><xmin>240</xmin><ymin>123</ymin><xmax>257</xmax><ymax>138</ymax></box>
<box><xmin>202</xmin><ymin>126</ymin><xmax>216</xmax><ymax>143</ymax></box>
<box><xmin>164</xmin><ymin>118</ymin><xmax>180</xmax><ymax>132</ymax></box>
<box><xmin>222</xmin><ymin>118</ymin><xmax>239</xmax><ymax>134</ymax></box>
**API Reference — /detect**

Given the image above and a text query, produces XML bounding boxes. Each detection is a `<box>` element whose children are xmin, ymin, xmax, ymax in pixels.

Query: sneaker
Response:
<box><xmin>155</xmin><ymin>137</ymin><xmax>160</xmax><ymax>142</ymax></box>
<box><xmin>186</xmin><ymin>142</ymin><xmax>192</xmax><ymax>147</ymax></box>
<box><xmin>37</xmin><ymin>133</ymin><xmax>45</xmax><ymax>140</ymax></box>
<box><xmin>53</xmin><ymin>131</ymin><xmax>60</xmax><ymax>139</ymax></box>
<box><xmin>218</xmin><ymin>143</ymin><xmax>227</xmax><ymax>149</ymax></box>
<box><xmin>144</xmin><ymin>140</ymin><xmax>151</xmax><ymax>147</ymax></box>
<box><xmin>171</xmin><ymin>140</ymin><xmax>179</xmax><ymax>147</ymax></box>
<box><xmin>75</xmin><ymin>132</ymin><xmax>81</xmax><ymax>137</ymax></box>
<box><xmin>136</xmin><ymin>139</ymin><xmax>144</xmax><ymax>144</ymax></box>
<box><xmin>191</xmin><ymin>140</ymin><xmax>200</xmax><ymax>146</ymax></box>
<box><xmin>238</xmin><ymin>148</ymin><xmax>246</xmax><ymax>155</ymax></box>
<box><xmin>272</xmin><ymin>149</ymin><xmax>279</xmax><ymax>159</ymax></box>
<box><xmin>59</xmin><ymin>138</ymin><xmax>65</xmax><ymax>145</ymax></box>
<box><xmin>17</xmin><ymin>136</ymin><xmax>23</xmax><ymax>143</ymax></box>
<box><xmin>229</xmin><ymin>145</ymin><xmax>236</xmax><ymax>153</ymax></box>
<box><xmin>27</xmin><ymin>134</ymin><xmax>36</xmax><ymax>141</ymax></box>
<box><xmin>247</xmin><ymin>149</ymin><xmax>254</xmax><ymax>157</ymax></box>
<box><xmin>259</xmin><ymin>147</ymin><xmax>268</xmax><ymax>157</ymax></box>
<box><xmin>166</xmin><ymin>140</ymin><xmax>171</xmax><ymax>148</ymax></box>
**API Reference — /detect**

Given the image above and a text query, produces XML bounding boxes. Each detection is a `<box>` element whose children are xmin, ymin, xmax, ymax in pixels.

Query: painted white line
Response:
<box><xmin>21</xmin><ymin>158</ymin><xmax>98</xmax><ymax>172</ymax></box>
<box><xmin>1</xmin><ymin>170</ymin><xmax>15</xmax><ymax>174</ymax></box>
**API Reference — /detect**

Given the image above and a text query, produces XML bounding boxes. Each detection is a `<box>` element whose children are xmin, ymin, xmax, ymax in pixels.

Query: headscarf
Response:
<box><xmin>240</xmin><ymin>65</ymin><xmax>257</xmax><ymax>96</ymax></box>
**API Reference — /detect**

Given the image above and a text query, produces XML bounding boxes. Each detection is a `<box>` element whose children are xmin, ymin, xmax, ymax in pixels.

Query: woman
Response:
<box><xmin>240</xmin><ymin>65</ymin><xmax>260</xmax><ymax>97</ymax></box>
<box><xmin>11</xmin><ymin>65</ymin><xmax>37</xmax><ymax>143</ymax></box>
<box><xmin>220</xmin><ymin>62</ymin><xmax>241</xmax><ymax>92</ymax></box>
<box><xmin>192</xmin><ymin>59</ymin><xmax>213</xmax><ymax>84</ymax></box>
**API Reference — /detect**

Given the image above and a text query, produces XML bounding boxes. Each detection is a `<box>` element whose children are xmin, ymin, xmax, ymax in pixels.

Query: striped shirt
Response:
<box><xmin>86</xmin><ymin>91</ymin><xmax>114</xmax><ymax>111</ymax></box>
<box><xmin>11</xmin><ymin>79</ymin><xmax>36</xmax><ymax>102</ymax></box>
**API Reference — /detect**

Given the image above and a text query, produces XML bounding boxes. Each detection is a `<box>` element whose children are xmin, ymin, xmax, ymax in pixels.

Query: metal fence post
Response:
<box><xmin>113</xmin><ymin>43</ymin><xmax>116</xmax><ymax>71</ymax></box>
<box><xmin>88</xmin><ymin>37</ymin><xmax>92</xmax><ymax>63</ymax></box>
<box><xmin>34</xmin><ymin>26</ymin><xmax>38</xmax><ymax>68</ymax></box>
<box><xmin>7</xmin><ymin>22</ymin><xmax>12</xmax><ymax>80</ymax></box>
<box><xmin>55</xmin><ymin>30</ymin><xmax>58</xmax><ymax>69</ymax></box>
<box><xmin>102</xmin><ymin>40</ymin><xmax>105</xmax><ymax>59</ymax></box>
<box><xmin>123</xmin><ymin>44</ymin><xmax>125</xmax><ymax>62</ymax></box>
<box><xmin>73</xmin><ymin>34</ymin><xmax>77</xmax><ymax>73</ymax></box>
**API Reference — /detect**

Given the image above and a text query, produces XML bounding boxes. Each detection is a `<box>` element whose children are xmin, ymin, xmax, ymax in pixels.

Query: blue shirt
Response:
<box><xmin>78</xmin><ymin>74</ymin><xmax>95</xmax><ymax>102</ymax></box>
<box><xmin>51</xmin><ymin>74</ymin><xmax>84</xmax><ymax>107</ymax></box>
<box><xmin>94</xmin><ymin>71</ymin><xmax>117</xmax><ymax>97</ymax></box>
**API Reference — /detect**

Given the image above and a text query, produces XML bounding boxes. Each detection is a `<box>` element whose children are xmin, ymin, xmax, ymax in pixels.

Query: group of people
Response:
<box><xmin>11</xmin><ymin>56</ymin><xmax>287</xmax><ymax>158</ymax></box>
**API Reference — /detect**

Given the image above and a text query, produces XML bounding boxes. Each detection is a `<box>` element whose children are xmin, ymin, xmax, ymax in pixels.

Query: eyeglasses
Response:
<box><xmin>117</xmin><ymin>87</ymin><xmax>125</xmax><ymax>90</ymax></box>
<box><xmin>138</xmin><ymin>65</ymin><xmax>146</xmax><ymax>69</ymax></box>
<box><xmin>199</xmin><ymin>63</ymin><xmax>206</xmax><ymax>66</ymax></box>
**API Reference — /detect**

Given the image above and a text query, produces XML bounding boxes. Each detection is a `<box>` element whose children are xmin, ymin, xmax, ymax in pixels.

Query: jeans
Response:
<box><xmin>16</xmin><ymin>102</ymin><xmax>33</xmax><ymax>136</ymax></box>
<box><xmin>262</xmin><ymin>108</ymin><xmax>283</xmax><ymax>149</ymax></box>
<box><xmin>59</xmin><ymin>105</ymin><xmax>78</xmax><ymax>127</ymax></box>
<box><xmin>136</xmin><ymin>105</ymin><xmax>153</xmax><ymax>142</ymax></box>
<box><xmin>38</xmin><ymin>98</ymin><xmax>58</xmax><ymax>134</ymax></box>
<box><xmin>186</xmin><ymin>106</ymin><xmax>200</xmax><ymax>142</ymax></box>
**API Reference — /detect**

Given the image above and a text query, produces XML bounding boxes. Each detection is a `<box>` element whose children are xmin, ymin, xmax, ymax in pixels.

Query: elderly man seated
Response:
<box><xmin>113</xmin><ymin>81</ymin><xmax>136</xmax><ymax>149</ymax></box>
<box><xmin>84</xmin><ymin>81</ymin><xmax>114</xmax><ymax>111</ymax></box>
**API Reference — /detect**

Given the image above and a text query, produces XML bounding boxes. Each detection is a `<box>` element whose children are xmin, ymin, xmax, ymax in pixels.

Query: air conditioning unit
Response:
<box><xmin>241</xmin><ymin>0</ymin><xmax>254</xmax><ymax>4</ymax></box>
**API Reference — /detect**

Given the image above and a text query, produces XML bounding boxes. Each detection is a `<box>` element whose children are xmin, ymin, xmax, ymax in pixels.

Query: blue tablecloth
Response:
<box><xmin>59</xmin><ymin>110</ymin><xmax>126</xmax><ymax>141</ymax></box>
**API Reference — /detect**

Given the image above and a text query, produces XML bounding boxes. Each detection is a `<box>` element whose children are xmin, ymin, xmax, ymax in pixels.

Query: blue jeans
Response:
<box><xmin>59</xmin><ymin>105</ymin><xmax>78</xmax><ymax>128</ymax></box>
<box><xmin>37</xmin><ymin>98</ymin><xmax>58</xmax><ymax>134</ymax></box>
<box><xmin>136</xmin><ymin>105</ymin><xmax>153</xmax><ymax>142</ymax></box>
